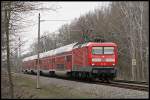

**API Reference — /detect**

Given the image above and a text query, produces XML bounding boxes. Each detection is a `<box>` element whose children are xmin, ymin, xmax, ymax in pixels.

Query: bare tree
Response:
<box><xmin>4</xmin><ymin>2</ymin><xmax>14</xmax><ymax>98</ymax></box>
<box><xmin>2</xmin><ymin>1</ymin><xmax>60</xmax><ymax>98</ymax></box>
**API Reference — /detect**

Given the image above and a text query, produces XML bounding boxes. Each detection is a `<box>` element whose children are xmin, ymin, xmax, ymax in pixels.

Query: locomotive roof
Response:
<box><xmin>87</xmin><ymin>42</ymin><xmax>117</xmax><ymax>46</ymax></box>
<box><xmin>73</xmin><ymin>42</ymin><xmax>117</xmax><ymax>48</ymax></box>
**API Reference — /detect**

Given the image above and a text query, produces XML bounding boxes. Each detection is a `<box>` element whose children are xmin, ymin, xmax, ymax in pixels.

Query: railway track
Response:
<box><xmin>113</xmin><ymin>79</ymin><xmax>148</xmax><ymax>85</ymax></box>
<box><xmin>65</xmin><ymin>77</ymin><xmax>149</xmax><ymax>92</ymax></box>
<box><xmin>47</xmin><ymin>74</ymin><xmax>149</xmax><ymax>92</ymax></box>
<box><xmin>96</xmin><ymin>81</ymin><xmax>149</xmax><ymax>92</ymax></box>
<box><xmin>21</xmin><ymin>72</ymin><xmax>149</xmax><ymax>92</ymax></box>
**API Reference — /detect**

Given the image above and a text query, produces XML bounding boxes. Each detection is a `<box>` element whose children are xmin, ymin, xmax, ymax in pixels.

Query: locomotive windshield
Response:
<box><xmin>92</xmin><ymin>47</ymin><xmax>103</xmax><ymax>54</ymax></box>
<box><xmin>92</xmin><ymin>47</ymin><xmax>114</xmax><ymax>54</ymax></box>
<box><xmin>104</xmin><ymin>47</ymin><xmax>114</xmax><ymax>54</ymax></box>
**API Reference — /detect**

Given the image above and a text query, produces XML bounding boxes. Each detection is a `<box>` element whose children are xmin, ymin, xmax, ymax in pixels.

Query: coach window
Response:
<box><xmin>35</xmin><ymin>59</ymin><xmax>38</xmax><ymax>64</ymax></box>
<box><xmin>36</xmin><ymin>59</ymin><xmax>41</xmax><ymax>64</ymax></box>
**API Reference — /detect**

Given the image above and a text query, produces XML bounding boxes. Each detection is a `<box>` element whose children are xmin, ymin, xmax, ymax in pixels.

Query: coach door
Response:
<box><xmin>52</xmin><ymin>58</ymin><xmax>55</xmax><ymax>70</ymax></box>
<box><xmin>66</xmin><ymin>55</ymin><xmax>72</xmax><ymax>71</ymax></box>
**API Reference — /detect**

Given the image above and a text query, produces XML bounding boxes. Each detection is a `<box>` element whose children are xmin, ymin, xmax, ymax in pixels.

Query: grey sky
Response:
<box><xmin>21</xmin><ymin>2</ymin><xmax>110</xmax><ymax>55</ymax></box>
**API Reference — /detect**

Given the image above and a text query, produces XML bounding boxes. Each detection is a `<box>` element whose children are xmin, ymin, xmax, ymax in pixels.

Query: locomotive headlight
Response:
<box><xmin>105</xmin><ymin>58</ymin><xmax>115</xmax><ymax>62</ymax></box>
<box><xmin>92</xmin><ymin>58</ymin><xmax>101</xmax><ymax>62</ymax></box>
<box><xmin>92</xmin><ymin>63</ymin><xmax>95</xmax><ymax>66</ymax></box>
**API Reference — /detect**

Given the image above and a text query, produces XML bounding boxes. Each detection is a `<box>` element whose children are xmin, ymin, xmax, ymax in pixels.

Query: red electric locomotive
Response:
<box><xmin>22</xmin><ymin>42</ymin><xmax>118</xmax><ymax>81</ymax></box>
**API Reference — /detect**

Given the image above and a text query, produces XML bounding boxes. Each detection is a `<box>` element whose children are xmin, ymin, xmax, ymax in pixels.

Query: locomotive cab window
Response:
<box><xmin>92</xmin><ymin>47</ymin><xmax>103</xmax><ymax>54</ymax></box>
<box><xmin>92</xmin><ymin>46</ymin><xmax>114</xmax><ymax>54</ymax></box>
<box><xmin>104</xmin><ymin>47</ymin><xmax>114</xmax><ymax>54</ymax></box>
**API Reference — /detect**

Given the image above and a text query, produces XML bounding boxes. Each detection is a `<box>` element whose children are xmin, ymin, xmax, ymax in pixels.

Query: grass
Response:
<box><xmin>12</xmin><ymin>74</ymin><xmax>94</xmax><ymax>99</ymax></box>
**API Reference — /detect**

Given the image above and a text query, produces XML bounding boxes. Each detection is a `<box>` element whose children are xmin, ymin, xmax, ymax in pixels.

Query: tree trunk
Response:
<box><xmin>5</xmin><ymin>2</ymin><xmax>14</xmax><ymax>98</ymax></box>
<box><xmin>139</xmin><ymin>2</ymin><xmax>145</xmax><ymax>81</ymax></box>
